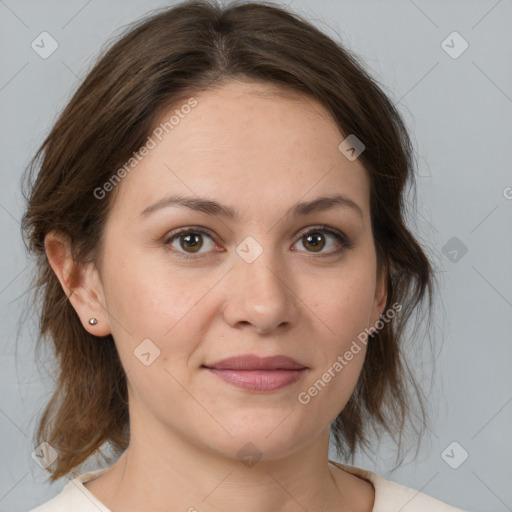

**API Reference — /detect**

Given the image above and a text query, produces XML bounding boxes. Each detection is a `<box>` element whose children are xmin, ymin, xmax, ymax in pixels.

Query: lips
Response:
<box><xmin>202</xmin><ymin>354</ymin><xmax>307</xmax><ymax>392</ymax></box>
<box><xmin>203</xmin><ymin>354</ymin><xmax>306</xmax><ymax>371</ymax></box>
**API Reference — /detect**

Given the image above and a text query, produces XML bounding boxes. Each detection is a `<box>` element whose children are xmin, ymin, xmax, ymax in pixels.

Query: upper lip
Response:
<box><xmin>203</xmin><ymin>354</ymin><xmax>307</xmax><ymax>370</ymax></box>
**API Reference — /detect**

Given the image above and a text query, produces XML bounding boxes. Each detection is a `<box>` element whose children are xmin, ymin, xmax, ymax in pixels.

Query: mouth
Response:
<box><xmin>202</xmin><ymin>354</ymin><xmax>308</xmax><ymax>392</ymax></box>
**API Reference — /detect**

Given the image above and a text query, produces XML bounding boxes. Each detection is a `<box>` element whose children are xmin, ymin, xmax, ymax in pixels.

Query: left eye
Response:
<box><xmin>164</xmin><ymin>226</ymin><xmax>349</xmax><ymax>258</ymax></box>
<box><xmin>293</xmin><ymin>227</ymin><xmax>348</xmax><ymax>254</ymax></box>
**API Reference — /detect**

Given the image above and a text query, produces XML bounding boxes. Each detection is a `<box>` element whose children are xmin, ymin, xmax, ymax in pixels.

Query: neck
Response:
<box><xmin>123</xmin><ymin>446</ymin><xmax>338</xmax><ymax>510</ymax></box>
<box><xmin>84</xmin><ymin>402</ymin><xmax>371</xmax><ymax>511</ymax></box>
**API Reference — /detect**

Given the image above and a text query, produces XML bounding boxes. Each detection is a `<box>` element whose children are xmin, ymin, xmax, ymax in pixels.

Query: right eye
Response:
<box><xmin>164</xmin><ymin>227</ymin><xmax>219</xmax><ymax>259</ymax></box>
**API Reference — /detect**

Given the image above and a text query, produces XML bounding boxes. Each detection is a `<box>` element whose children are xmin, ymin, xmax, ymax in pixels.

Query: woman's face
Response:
<box><xmin>90</xmin><ymin>80</ymin><xmax>386</xmax><ymax>461</ymax></box>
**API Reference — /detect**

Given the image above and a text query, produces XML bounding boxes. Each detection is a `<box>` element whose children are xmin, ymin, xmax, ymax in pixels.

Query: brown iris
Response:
<box><xmin>302</xmin><ymin>232</ymin><xmax>325</xmax><ymax>252</ymax></box>
<box><xmin>180</xmin><ymin>233</ymin><xmax>203</xmax><ymax>253</ymax></box>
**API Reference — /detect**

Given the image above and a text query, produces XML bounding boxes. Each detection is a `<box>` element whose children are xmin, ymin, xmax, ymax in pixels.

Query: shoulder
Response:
<box><xmin>329</xmin><ymin>460</ymin><xmax>468</xmax><ymax>512</ymax></box>
<box><xmin>29</xmin><ymin>468</ymin><xmax>111</xmax><ymax>512</ymax></box>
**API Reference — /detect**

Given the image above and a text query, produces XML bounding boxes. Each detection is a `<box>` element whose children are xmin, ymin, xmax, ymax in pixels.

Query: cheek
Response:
<box><xmin>292</xmin><ymin>266</ymin><xmax>375</xmax><ymax>417</ymax></box>
<box><xmin>103</xmin><ymin>243</ymin><xmax>198</xmax><ymax>326</ymax></box>
<box><xmin>303</xmin><ymin>268</ymin><xmax>376</xmax><ymax>346</ymax></box>
<box><xmin>102</xmin><ymin>264</ymin><xmax>235</xmax><ymax>404</ymax></box>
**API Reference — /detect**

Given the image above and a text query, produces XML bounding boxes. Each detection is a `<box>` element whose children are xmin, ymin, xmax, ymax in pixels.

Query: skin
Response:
<box><xmin>45</xmin><ymin>79</ymin><xmax>387</xmax><ymax>512</ymax></box>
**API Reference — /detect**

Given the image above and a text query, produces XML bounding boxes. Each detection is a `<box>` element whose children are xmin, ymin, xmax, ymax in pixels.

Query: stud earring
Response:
<box><xmin>88</xmin><ymin>317</ymin><xmax>98</xmax><ymax>325</ymax></box>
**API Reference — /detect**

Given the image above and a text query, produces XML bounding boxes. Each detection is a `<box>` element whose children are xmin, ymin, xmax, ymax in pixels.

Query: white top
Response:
<box><xmin>30</xmin><ymin>460</ymin><xmax>467</xmax><ymax>511</ymax></box>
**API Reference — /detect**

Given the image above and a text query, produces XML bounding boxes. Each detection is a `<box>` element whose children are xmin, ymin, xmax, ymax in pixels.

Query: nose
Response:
<box><xmin>222</xmin><ymin>248</ymin><xmax>301</xmax><ymax>335</ymax></box>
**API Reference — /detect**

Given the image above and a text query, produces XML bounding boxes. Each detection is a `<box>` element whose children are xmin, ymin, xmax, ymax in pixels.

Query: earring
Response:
<box><xmin>88</xmin><ymin>317</ymin><xmax>98</xmax><ymax>325</ymax></box>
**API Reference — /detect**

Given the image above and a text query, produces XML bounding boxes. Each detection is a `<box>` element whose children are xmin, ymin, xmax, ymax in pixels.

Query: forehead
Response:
<box><xmin>108</xmin><ymin>80</ymin><xmax>370</xmax><ymax>224</ymax></box>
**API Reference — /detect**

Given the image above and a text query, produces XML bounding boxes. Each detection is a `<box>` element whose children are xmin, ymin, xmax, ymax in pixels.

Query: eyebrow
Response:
<box><xmin>138</xmin><ymin>193</ymin><xmax>363</xmax><ymax>221</ymax></box>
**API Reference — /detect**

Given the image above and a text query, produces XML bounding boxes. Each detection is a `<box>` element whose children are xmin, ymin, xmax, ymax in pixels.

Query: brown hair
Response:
<box><xmin>21</xmin><ymin>0</ymin><xmax>436</xmax><ymax>482</ymax></box>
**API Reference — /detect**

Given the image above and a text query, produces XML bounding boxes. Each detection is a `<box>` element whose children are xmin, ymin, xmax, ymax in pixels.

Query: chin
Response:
<box><xmin>198</xmin><ymin>417</ymin><xmax>316</xmax><ymax>462</ymax></box>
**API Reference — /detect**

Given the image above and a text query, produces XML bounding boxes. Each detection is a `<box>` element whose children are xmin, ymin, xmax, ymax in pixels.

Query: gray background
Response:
<box><xmin>1</xmin><ymin>0</ymin><xmax>511</xmax><ymax>511</ymax></box>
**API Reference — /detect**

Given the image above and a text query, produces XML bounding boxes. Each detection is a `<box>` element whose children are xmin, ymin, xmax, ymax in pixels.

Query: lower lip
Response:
<box><xmin>204</xmin><ymin>368</ymin><xmax>306</xmax><ymax>392</ymax></box>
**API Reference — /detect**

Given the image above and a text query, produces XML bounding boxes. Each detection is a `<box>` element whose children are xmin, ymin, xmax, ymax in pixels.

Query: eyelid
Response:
<box><xmin>163</xmin><ymin>226</ymin><xmax>220</xmax><ymax>259</ymax></box>
<box><xmin>295</xmin><ymin>224</ymin><xmax>351</xmax><ymax>248</ymax></box>
<box><xmin>164</xmin><ymin>225</ymin><xmax>216</xmax><ymax>242</ymax></box>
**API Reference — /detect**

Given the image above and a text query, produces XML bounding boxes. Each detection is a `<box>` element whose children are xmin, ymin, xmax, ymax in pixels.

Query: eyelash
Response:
<box><xmin>163</xmin><ymin>224</ymin><xmax>352</xmax><ymax>260</ymax></box>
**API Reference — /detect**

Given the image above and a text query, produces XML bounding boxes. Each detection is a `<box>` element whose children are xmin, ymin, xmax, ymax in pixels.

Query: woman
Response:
<box><xmin>22</xmin><ymin>1</ymin><xmax>467</xmax><ymax>510</ymax></box>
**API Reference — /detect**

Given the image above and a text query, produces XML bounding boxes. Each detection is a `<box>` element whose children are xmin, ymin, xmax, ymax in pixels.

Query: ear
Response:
<box><xmin>44</xmin><ymin>230</ymin><xmax>111</xmax><ymax>337</ymax></box>
<box><xmin>368</xmin><ymin>259</ymin><xmax>388</xmax><ymax>333</ymax></box>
